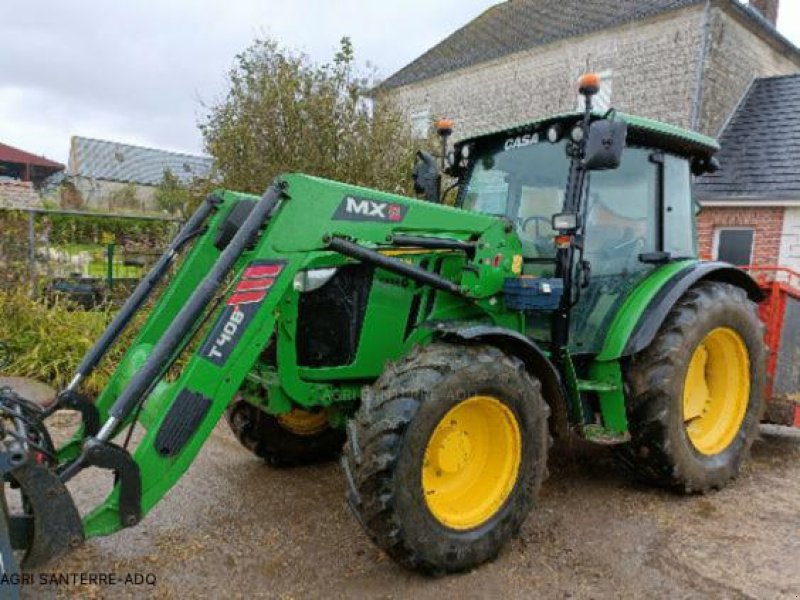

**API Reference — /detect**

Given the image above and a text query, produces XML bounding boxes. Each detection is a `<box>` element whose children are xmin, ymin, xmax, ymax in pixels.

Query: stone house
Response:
<box><xmin>378</xmin><ymin>0</ymin><xmax>798</xmax><ymax>139</ymax></box>
<box><xmin>695</xmin><ymin>73</ymin><xmax>800</xmax><ymax>272</ymax></box>
<box><xmin>65</xmin><ymin>136</ymin><xmax>214</xmax><ymax>213</ymax></box>
<box><xmin>377</xmin><ymin>0</ymin><xmax>799</xmax><ymax>270</ymax></box>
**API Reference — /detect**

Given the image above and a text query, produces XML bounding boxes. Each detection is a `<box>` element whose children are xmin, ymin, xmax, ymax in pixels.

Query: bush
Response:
<box><xmin>0</xmin><ymin>288</ymin><xmax>130</xmax><ymax>395</ymax></box>
<box><xmin>45</xmin><ymin>213</ymin><xmax>174</xmax><ymax>247</ymax></box>
<box><xmin>0</xmin><ymin>211</ymin><xmax>30</xmax><ymax>287</ymax></box>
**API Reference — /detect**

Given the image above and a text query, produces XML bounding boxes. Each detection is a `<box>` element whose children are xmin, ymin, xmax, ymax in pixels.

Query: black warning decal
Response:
<box><xmin>199</xmin><ymin>261</ymin><xmax>284</xmax><ymax>366</ymax></box>
<box><xmin>332</xmin><ymin>195</ymin><xmax>409</xmax><ymax>223</ymax></box>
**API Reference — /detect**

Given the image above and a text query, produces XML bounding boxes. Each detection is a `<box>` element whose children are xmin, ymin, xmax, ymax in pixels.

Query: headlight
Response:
<box><xmin>552</xmin><ymin>212</ymin><xmax>579</xmax><ymax>232</ymax></box>
<box><xmin>570</xmin><ymin>125</ymin><xmax>585</xmax><ymax>142</ymax></box>
<box><xmin>293</xmin><ymin>268</ymin><xmax>338</xmax><ymax>292</ymax></box>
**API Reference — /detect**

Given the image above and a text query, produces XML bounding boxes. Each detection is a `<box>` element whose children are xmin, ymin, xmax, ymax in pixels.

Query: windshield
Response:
<box><xmin>460</xmin><ymin>138</ymin><xmax>570</xmax><ymax>260</ymax></box>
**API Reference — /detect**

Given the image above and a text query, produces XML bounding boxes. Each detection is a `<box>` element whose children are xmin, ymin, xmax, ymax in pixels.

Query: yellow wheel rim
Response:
<box><xmin>277</xmin><ymin>409</ymin><xmax>329</xmax><ymax>436</ymax></box>
<box><xmin>683</xmin><ymin>327</ymin><xmax>750</xmax><ymax>456</ymax></box>
<box><xmin>422</xmin><ymin>395</ymin><xmax>522</xmax><ymax>530</ymax></box>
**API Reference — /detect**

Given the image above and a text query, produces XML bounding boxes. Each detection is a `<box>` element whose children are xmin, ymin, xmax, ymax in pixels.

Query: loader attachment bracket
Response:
<box><xmin>1</xmin><ymin>388</ymin><xmax>85</xmax><ymax>570</ymax></box>
<box><xmin>3</xmin><ymin>463</ymin><xmax>84</xmax><ymax>569</ymax></box>
<box><xmin>82</xmin><ymin>439</ymin><xmax>142</xmax><ymax>528</ymax></box>
<box><xmin>49</xmin><ymin>389</ymin><xmax>100</xmax><ymax>437</ymax></box>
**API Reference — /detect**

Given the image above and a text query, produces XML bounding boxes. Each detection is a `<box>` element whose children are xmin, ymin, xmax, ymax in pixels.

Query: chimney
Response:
<box><xmin>749</xmin><ymin>0</ymin><xmax>780</xmax><ymax>25</ymax></box>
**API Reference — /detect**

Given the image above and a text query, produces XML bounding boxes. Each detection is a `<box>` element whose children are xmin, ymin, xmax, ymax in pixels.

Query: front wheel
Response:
<box><xmin>617</xmin><ymin>281</ymin><xmax>766</xmax><ymax>492</ymax></box>
<box><xmin>225</xmin><ymin>399</ymin><xmax>345</xmax><ymax>466</ymax></box>
<box><xmin>342</xmin><ymin>343</ymin><xmax>549</xmax><ymax>574</ymax></box>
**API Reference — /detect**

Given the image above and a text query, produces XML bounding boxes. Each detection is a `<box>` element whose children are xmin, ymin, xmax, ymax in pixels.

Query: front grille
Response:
<box><xmin>296</xmin><ymin>265</ymin><xmax>374</xmax><ymax>367</ymax></box>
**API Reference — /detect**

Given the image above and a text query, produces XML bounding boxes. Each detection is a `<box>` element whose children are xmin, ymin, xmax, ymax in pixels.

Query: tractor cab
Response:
<box><xmin>451</xmin><ymin>93</ymin><xmax>720</xmax><ymax>352</ymax></box>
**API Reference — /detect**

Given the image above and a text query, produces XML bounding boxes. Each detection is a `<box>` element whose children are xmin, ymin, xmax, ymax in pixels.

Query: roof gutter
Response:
<box><xmin>691</xmin><ymin>0</ymin><xmax>712</xmax><ymax>132</ymax></box>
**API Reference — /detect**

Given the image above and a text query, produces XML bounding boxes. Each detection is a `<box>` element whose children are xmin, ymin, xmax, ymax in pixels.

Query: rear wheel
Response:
<box><xmin>618</xmin><ymin>282</ymin><xmax>766</xmax><ymax>492</ymax></box>
<box><xmin>342</xmin><ymin>343</ymin><xmax>549</xmax><ymax>574</ymax></box>
<box><xmin>225</xmin><ymin>399</ymin><xmax>345</xmax><ymax>466</ymax></box>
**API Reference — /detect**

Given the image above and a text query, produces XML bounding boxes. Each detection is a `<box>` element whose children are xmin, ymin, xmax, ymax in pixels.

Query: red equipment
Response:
<box><xmin>744</xmin><ymin>267</ymin><xmax>800</xmax><ymax>427</ymax></box>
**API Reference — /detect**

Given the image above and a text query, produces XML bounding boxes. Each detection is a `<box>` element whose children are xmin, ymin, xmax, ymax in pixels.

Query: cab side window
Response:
<box><xmin>663</xmin><ymin>155</ymin><xmax>696</xmax><ymax>258</ymax></box>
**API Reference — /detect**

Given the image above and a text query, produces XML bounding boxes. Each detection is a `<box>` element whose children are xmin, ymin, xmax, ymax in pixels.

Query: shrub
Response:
<box><xmin>0</xmin><ymin>288</ymin><xmax>130</xmax><ymax>395</ymax></box>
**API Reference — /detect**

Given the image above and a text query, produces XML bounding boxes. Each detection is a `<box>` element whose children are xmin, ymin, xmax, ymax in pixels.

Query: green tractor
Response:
<box><xmin>1</xmin><ymin>73</ymin><xmax>767</xmax><ymax>583</ymax></box>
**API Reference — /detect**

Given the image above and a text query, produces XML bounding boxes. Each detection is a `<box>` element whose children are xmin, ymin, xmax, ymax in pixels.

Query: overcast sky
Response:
<box><xmin>2</xmin><ymin>1</ymin><xmax>799</xmax><ymax>165</ymax></box>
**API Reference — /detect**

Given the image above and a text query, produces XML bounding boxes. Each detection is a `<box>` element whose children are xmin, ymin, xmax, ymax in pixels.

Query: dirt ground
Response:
<box><xmin>14</xmin><ymin>419</ymin><xmax>800</xmax><ymax>599</ymax></box>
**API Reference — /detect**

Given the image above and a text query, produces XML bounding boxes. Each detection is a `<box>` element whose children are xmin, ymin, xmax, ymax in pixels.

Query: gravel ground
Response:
<box><xmin>9</xmin><ymin>415</ymin><xmax>797</xmax><ymax>600</ymax></box>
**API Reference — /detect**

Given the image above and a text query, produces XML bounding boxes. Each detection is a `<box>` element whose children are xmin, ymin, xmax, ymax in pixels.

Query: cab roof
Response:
<box><xmin>459</xmin><ymin>111</ymin><xmax>720</xmax><ymax>159</ymax></box>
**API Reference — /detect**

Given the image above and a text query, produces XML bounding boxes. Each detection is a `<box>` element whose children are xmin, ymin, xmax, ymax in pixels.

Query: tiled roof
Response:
<box><xmin>0</xmin><ymin>142</ymin><xmax>63</xmax><ymax>171</ymax></box>
<box><xmin>379</xmin><ymin>0</ymin><xmax>800</xmax><ymax>91</ymax></box>
<box><xmin>379</xmin><ymin>0</ymin><xmax>703</xmax><ymax>90</ymax></box>
<box><xmin>696</xmin><ymin>73</ymin><xmax>800</xmax><ymax>201</ymax></box>
<box><xmin>68</xmin><ymin>136</ymin><xmax>214</xmax><ymax>186</ymax></box>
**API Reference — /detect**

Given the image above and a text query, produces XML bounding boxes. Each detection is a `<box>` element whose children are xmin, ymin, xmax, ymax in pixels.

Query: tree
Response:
<box><xmin>200</xmin><ymin>37</ymin><xmax>419</xmax><ymax>196</ymax></box>
<box><xmin>154</xmin><ymin>168</ymin><xmax>192</xmax><ymax>217</ymax></box>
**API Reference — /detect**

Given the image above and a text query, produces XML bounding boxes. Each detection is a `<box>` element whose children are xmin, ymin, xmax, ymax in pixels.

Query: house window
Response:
<box><xmin>578</xmin><ymin>69</ymin><xmax>613</xmax><ymax>112</ymax></box>
<box><xmin>714</xmin><ymin>228</ymin><xmax>755</xmax><ymax>266</ymax></box>
<box><xmin>410</xmin><ymin>109</ymin><xmax>431</xmax><ymax>139</ymax></box>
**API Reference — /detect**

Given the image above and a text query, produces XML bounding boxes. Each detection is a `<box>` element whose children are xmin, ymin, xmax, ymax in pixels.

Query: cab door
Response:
<box><xmin>569</xmin><ymin>148</ymin><xmax>659</xmax><ymax>353</ymax></box>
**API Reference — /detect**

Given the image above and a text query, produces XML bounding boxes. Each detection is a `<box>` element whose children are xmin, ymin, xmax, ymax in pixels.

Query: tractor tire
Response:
<box><xmin>225</xmin><ymin>398</ymin><xmax>345</xmax><ymax>467</ymax></box>
<box><xmin>617</xmin><ymin>281</ymin><xmax>766</xmax><ymax>493</ymax></box>
<box><xmin>0</xmin><ymin>480</ymin><xmax>21</xmax><ymax>594</ymax></box>
<box><xmin>342</xmin><ymin>343</ymin><xmax>549</xmax><ymax>574</ymax></box>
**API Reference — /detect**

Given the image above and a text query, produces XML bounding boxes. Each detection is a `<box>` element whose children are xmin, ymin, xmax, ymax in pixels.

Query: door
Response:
<box><xmin>569</xmin><ymin>148</ymin><xmax>659</xmax><ymax>353</ymax></box>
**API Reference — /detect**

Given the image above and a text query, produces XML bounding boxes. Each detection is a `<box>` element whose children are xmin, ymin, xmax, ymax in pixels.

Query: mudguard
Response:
<box><xmin>430</xmin><ymin>323</ymin><xmax>566</xmax><ymax>412</ymax></box>
<box><xmin>598</xmin><ymin>261</ymin><xmax>763</xmax><ymax>362</ymax></box>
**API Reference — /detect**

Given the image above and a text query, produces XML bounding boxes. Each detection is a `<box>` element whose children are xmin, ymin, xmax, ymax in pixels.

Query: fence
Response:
<box><xmin>0</xmin><ymin>207</ymin><xmax>181</xmax><ymax>305</ymax></box>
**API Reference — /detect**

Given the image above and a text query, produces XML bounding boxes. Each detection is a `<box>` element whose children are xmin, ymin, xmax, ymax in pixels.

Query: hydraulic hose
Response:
<box><xmin>97</xmin><ymin>183</ymin><xmax>284</xmax><ymax>439</ymax></box>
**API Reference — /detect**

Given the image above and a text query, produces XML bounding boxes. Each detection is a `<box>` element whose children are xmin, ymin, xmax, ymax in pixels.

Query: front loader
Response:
<box><xmin>1</xmin><ymin>73</ymin><xmax>792</xmax><ymax>583</ymax></box>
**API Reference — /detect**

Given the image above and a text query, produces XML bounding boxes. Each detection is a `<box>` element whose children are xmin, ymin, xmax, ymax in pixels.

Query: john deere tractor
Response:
<box><xmin>1</xmin><ymin>73</ymin><xmax>767</xmax><ymax>583</ymax></box>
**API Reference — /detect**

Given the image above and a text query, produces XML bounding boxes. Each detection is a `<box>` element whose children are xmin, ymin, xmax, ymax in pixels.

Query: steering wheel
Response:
<box><xmin>519</xmin><ymin>216</ymin><xmax>552</xmax><ymax>234</ymax></box>
<box><xmin>599</xmin><ymin>237</ymin><xmax>647</xmax><ymax>273</ymax></box>
<box><xmin>601</xmin><ymin>237</ymin><xmax>643</xmax><ymax>257</ymax></box>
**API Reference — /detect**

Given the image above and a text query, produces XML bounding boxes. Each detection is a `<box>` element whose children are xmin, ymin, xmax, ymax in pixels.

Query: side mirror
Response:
<box><xmin>413</xmin><ymin>151</ymin><xmax>441</xmax><ymax>203</ymax></box>
<box><xmin>691</xmin><ymin>156</ymin><xmax>720</xmax><ymax>176</ymax></box>
<box><xmin>583</xmin><ymin>118</ymin><xmax>627</xmax><ymax>171</ymax></box>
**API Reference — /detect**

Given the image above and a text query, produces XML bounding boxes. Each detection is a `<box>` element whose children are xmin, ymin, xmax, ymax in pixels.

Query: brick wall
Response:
<box><xmin>0</xmin><ymin>180</ymin><xmax>43</xmax><ymax>209</ymax></box>
<box><xmin>748</xmin><ymin>0</ymin><xmax>780</xmax><ymax>26</ymax></box>
<box><xmin>380</xmin><ymin>6</ymin><xmax>706</xmax><ymax>141</ymax></box>
<box><xmin>699</xmin><ymin>4</ymin><xmax>800</xmax><ymax>136</ymax></box>
<box><xmin>696</xmin><ymin>206</ymin><xmax>784</xmax><ymax>264</ymax></box>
